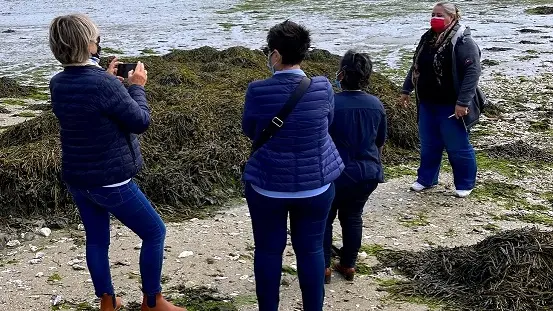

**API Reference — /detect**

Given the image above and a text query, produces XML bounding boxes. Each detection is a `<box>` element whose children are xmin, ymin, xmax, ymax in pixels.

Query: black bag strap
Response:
<box><xmin>251</xmin><ymin>76</ymin><xmax>311</xmax><ymax>153</ymax></box>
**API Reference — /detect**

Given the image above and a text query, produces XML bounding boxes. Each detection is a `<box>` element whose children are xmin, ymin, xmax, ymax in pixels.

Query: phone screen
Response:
<box><xmin>117</xmin><ymin>63</ymin><xmax>137</xmax><ymax>79</ymax></box>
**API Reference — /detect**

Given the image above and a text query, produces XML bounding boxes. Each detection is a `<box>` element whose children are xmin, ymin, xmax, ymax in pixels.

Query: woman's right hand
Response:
<box><xmin>399</xmin><ymin>94</ymin><xmax>410</xmax><ymax>107</ymax></box>
<box><xmin>128</xmin><ymin>61</ymin><xmax>148</xmax><ymax>86</ymax></box>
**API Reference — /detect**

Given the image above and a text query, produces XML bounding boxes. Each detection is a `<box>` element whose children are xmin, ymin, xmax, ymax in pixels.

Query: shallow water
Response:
<box><xmin>0</xmin><ymin>0</ymin><xmax>552</xmax><ymax>85</ymax></box>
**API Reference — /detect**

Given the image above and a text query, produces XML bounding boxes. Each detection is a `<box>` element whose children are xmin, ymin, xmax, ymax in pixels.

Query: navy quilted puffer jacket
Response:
<box><xmin>242</xmin><ymin>73</ymin><xmax>344</xmax><ymax>192</ymax></box>
<box><xmin>50</xmin><ymin>66</ymin><xmax>150</xmax><ymax>188</ymax></box>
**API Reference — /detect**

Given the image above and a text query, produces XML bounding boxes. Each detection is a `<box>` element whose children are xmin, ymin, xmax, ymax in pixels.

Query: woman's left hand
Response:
<box><xmin>455</xmin><ymin>104</ymin><xmax>469</xmax><ymax>119</ymax></box>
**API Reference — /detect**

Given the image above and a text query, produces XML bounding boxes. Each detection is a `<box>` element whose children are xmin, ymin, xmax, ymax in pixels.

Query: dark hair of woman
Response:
<box><xmin>339</xmin><ymin>51</ymin><xmax>373</xmax><ymax>90</ymax></box>
<box><xmin>267</xmin><ymin>20</ymin><xmax>311</xmax><ymax>65</ymax></box>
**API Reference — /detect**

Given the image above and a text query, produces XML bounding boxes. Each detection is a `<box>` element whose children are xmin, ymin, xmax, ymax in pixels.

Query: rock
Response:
<box><xmin>48</xmin><ymin>218</ymin><xmax>69</xmax><ymax>230</ymax></box>
<box><xmin>113</xmin><ymin>260</ymin><xmax>131</xmax><ymax>267</ymax></box>
<box><xmin>51</xmin><ymin>295</ymin><xmax>63</xmax><ymax>306</ymax></box>
<box><xmin>29</xmin><ymin>259</ymin><xmax>42</xmax><ymax>264</ymax></box>
<box><xmin>37</xmin><ymin>228</ymin><xmax>52</xmax><ymax>237</ymax></box>
<box><xmin>23</xmin><ymin>232</ymin><xmax>36</xmax><ymax>241</ymax></box>
<box><xmin>77</xmin><ymin>224</ymin><xmax>85</xmax><ymax>231</ymax></box>
<box><xmin>6</xmin><ymin>240</ymin><xmax>21</xmax><ymax>248</ymax></box>
<box><xmin>0</xmin><ymin>233</ymin><xmax>8</xmax><ymax>250</ymax></box>
<box><xmin>518</xmin><ymin>28</ymin><xmax>543</xmax><ymax>34</ymax></box>
<box><xmin>36</xmin><ymin>272</ymin><xmax>44</xmax><ymax>277</ymax></box>
<box><xmin>1</xmin><ymin>29</ymin><xmax>15</xmax><ymax>33</ymax></box>
<box><xmin>134</xmin><ymin>243</ymin><xmax>142</xmax><ymax>250</ymax></box>
<box><xmin>281</xmin><ymin>276</ymin><xmax>293</xmax><ymax>287</ymax></box>
<box><xmin>520</xmin><ymin>40</ymin><xmax>543</xmax><ymax>45</ymax></box>
<box><xmin>72</xmin><ymin>264</ymin><xmax>86</xmax><ymax>271</ymax></box>
<box><xmin>67</xmin><ymin>258</ymin><xmax>84</xmax><ymax>266</ymax></box>
<box><xmin>35</xmin><ymin>252</ymin><xmax>46</xmax><ymax>259</ymax></box>
<box><xmin>29</xmin><ymin>245</ymin><xmax>38</xmax><ymax>252</ymax></box>
<box><xmin>484</xmin><ymin>47</ymin><xmax>513</xmax><ymax>52</ymax></box>
<box><xmin>178</xmin><ymin>251</ymin><xmax>194</xmax><ymax>258</ymax></box>
<box><xmin>358</xmin><ymin>251</ymin><xmax>368</xmax><ymax>259</ymax></box>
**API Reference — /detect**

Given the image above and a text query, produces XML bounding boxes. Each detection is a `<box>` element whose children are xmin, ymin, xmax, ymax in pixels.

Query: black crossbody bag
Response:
<box><xmin>250</xmin><ymin>77</ymin><xmax>311</xmax><ymax>154</ymax></box>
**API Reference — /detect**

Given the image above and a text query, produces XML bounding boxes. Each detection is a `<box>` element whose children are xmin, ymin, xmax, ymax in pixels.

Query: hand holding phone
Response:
<box><xmin>117</xmin><ymin>63</ymin><xmax>137</xmax><ymax>79</ymax></box>
<box><xmin>127</xmin><ymin>61</ymin><xmax>148</xmax><ymax>87</ymax></box>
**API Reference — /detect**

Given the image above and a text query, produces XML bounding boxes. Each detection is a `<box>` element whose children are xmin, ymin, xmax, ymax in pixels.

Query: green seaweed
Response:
<box><xmin>376</xmin><ymin>278</ymin><xmax>444</xmax><ymax>310</ymax></box>
<box><xmin>1</xmin><ymin>99</ymin><xmax>26</xmax><ymax>106</ymax></box>
<box><xmin>13</xmin><ymin>112</ymin><xmax>36</xmax><ymax>118</ymax></box>
<box><xmin>281</xmin><ymin>265</ymin><xmax>298</xmax><ymax>275</ymax></box>
<box><xmin>359</xmin><ymin>244</ymin><xmax>385</xmax><ymax>256</ymax></box>
<box><xmin>399</xmin><ymin>212</ymin><xmax>430</xmax><ymax>228</ymax></box>
<box><xmin>140</xmin><ymin>48</ymin><xmax>158</xmax><ymax>55</ymax></box>
<box><xmin>102</xmin><ymin>47</ymin><xmax>124</xmax><ymax>54</ymax></box>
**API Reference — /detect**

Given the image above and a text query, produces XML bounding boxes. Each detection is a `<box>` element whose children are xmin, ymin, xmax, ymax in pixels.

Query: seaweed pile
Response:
<box><xmin>485</xmin><ymin>140</ymin><xmax>553</xmax><ymax>164</ymax></box>
<box><xmin>0</xmin><ymin>46</ymin><xmax>418</xmax><ymax>221</ymax></box>
<box><xmin>378</xmin><ymin>228</ymin><xmax>553</xmax><ymax>311</ymax></box>
<box><xmin>0</xmin><ymin>77</ymin><xmax>35</xmax><ymax>98</ymax></box>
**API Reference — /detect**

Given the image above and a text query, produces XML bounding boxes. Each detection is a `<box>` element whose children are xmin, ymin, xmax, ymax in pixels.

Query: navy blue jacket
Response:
<box><xmin>242</xmin><ymin>73</ymin><xmax>344</xmax><ymax>192</ymax></box>
<box><xmin>50</xmin><ymin>66</ymin><xmax>150</xmax><ymax>188</ymax></box>
<box><xmin>329</xmin><ymin>91</ymin><xmax>387</xmax><ymax>187</ymax></box>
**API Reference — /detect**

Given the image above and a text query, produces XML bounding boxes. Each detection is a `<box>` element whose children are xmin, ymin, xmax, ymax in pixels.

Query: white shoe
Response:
<box><xmin>410</xmin><ymin>182</ymin><xmax>427</xmax><ymax>192</ymax></box>
<box><xmin>455</xmin><ymin>189</ymin><xmax>473</xmax><ymax>198</ymax></box>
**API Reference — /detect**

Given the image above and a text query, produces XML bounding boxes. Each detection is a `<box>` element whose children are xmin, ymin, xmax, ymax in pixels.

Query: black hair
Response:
<box><xmin>267</xmin><ymin>20</ymin><xmax>311</xmax><ymax>65</ymax></box>
<box><xmin>339</xmin><ymin>50</ymin><xmax>373</xmax><ymax>90</ymax></box>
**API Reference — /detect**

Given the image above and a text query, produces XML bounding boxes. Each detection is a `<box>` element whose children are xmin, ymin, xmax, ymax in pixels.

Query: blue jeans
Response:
<box><xmin>245</xmin><ymin>183</ymin><xmax>335</xmax><ymax>311</ymax></box>
<box><xmin>68</xmin><ymin>181</ymin><xmax>166</xmax><ymax>305</ymax></box>
<box><xmin>324</xmin><ymin>181</ymin><xmax>378</xmax><ymax>269</ymax></box>
<box><xmin>417</xmin><ymin>102</ymin><xmax>477</xmax><ymax>190</ymax></box>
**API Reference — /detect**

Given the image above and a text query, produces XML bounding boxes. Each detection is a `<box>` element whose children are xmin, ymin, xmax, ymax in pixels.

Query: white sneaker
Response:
<box><xmin>455</xmin><ymin>189</ymin><xmax>473</xmax><ymax>198</ymax></box>
<box><xmin>410</xmin><ymin>182</ymin><xmax>427</xmax><ymax>192</ymax></box>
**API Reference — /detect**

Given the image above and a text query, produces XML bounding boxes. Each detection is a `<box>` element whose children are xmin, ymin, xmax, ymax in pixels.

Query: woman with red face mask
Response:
<box><xmin>399</xmin><ymin>2</ymin><xmax>481</xmax><ymax>198</ymax></box>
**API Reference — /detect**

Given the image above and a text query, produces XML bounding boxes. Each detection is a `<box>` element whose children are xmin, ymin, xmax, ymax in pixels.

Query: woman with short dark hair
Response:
<box><xmin>324</xmin><ymin>51</ymin><xmax>387</xmax><ymax>283</ymax></box>
<box><xmin>242</xmin><ymin>20</ymin><xmax>344</xmax><ymax>311</ymax></box>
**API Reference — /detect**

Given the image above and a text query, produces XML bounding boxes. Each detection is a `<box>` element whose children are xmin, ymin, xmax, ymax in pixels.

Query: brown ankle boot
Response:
<box><xmin>141</xmin><ymin>294</ymin><xmax>187</xmax><ymax>311</ymax></box>
<box><xmin>100</xmin><ymin>294</ymin><xmax>122</xmax><ymax>311</ymax></box>
<box><xmin>324</xmin><ymin>268</ymin><xmax>332</xmax><ymax>284</ymax></box>
<box><xmin>141</xmin><ymin>296</ymin><xmax>149</xmax><ymax>311</ymax></box>
<box><xmin>334</xmin><ymin>263</ymin><xmax>355</xmax><ymax>281</ymax></box>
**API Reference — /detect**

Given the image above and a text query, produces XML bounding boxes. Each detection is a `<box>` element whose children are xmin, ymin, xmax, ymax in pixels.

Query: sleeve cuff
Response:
<box><xmin>128</xmin><ymin>84</ymin><xmax>145</xmax><ymax>91</ymax></box>
<box><xmin>456</xmin><ymin>101</ymin><xmax>470</xmax><ymax>107</ymax></box>
<box><xmin>401</xmin><ymin>90</ymin><xmax>411</xmax><ymax>95</ymax></box>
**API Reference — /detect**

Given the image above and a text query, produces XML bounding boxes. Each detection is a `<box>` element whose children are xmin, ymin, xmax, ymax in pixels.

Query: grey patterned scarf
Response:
<box><xmin>412</xmin><ymin>21</ymin><xmax>461</xmax><ymax>87</ymax></box>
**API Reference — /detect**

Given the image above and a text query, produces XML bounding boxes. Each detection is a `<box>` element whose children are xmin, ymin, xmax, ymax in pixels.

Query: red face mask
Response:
<box><xmin>431</xmin><ymin>17</ymin><xmax>447</xmax><ymax>32</ymax></box>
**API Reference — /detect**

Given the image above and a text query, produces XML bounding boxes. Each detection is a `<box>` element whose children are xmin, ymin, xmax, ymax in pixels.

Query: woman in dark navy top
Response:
<box><xmin>324</xmin><ymin>51</ymin><xmax>387</xmax><ymax>283</ymax></box>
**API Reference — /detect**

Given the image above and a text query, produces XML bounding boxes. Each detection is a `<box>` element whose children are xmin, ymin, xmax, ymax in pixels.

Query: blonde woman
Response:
<box><xmin>400</xmin><ymin>2</ymin><xmax>481</xmax><ymax>197</ymax></box>
<box><xmin>49</xmin><ymin>14</ymin><xmax>185</xmax><ymax>311</ymax></box>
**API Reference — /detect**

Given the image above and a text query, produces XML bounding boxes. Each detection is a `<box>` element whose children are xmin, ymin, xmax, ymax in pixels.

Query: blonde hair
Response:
<box><xmin>49</xmin><ymin>14</ymin><xmax>99</xmax><ymax>65</ymax></box>
<box><xmin>435</xmin><ymin>2</ymin><xmax>461</xmax><ymax>20</ymax></box>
